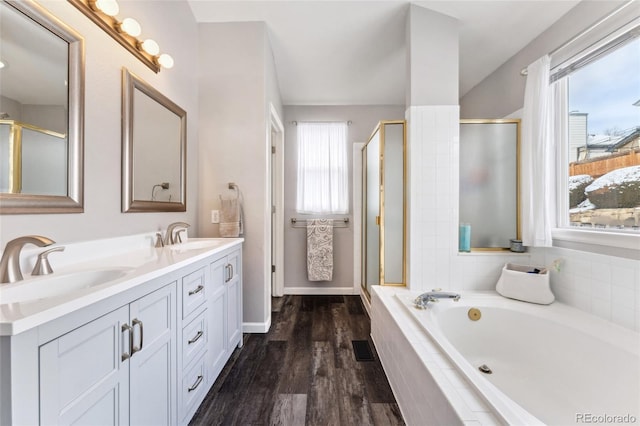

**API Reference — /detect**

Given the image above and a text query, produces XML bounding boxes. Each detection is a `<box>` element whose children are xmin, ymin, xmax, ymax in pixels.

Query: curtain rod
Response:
<box><xmin>520</xmin><ymin>0</ymin><xmax>636</xmax><ymax>76</ymax></box>
<box><xmin>291</xmin><ymin>120</ymin><xmax>352</xmax><ymax>126</ymax></box>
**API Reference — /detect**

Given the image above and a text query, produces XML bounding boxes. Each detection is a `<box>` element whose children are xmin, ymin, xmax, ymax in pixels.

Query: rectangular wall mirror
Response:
<box><xmin>0</xmin><ymin>0</ymin><xmax>84</xmax><ymax>214</ymax></box>
<box><xmin>122</xmin><ymin>68</ymin><xmax>186</xmax><ymax>212</ymax></box>
<box><xmin>459</xmin><ymin>119</ymin><xmax>521</xmax><ymax>250</ymax></box>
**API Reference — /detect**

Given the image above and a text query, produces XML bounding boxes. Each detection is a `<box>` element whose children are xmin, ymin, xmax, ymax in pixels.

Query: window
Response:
<box><xmin>562</xmin><ymin>35</ymin><xmax>639</xmax><ymax>233</ymax></box>
<box><xmin>296</xmin><ymin>122</ymin><xmax>348</xmax><ymax>214</ymax></box>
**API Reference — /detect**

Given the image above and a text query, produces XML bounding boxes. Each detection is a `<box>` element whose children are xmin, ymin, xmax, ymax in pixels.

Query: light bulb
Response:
<box><xmin>158</xmin><ymin>53</ymin><xmax>174</xmax><ymax>69</ymax></box>
<box><xmin>120</xmin><ymin>18</ymin><xmax>141</xmax><ymax>37</ymax></box>
<box><xmin>0</xmin><ymin>60</ymin><xmax>6</xmax><ymax>69</ymax></box>
<box><xmin>95</xmin><ymin>0</ymin><xmax>119</xmax><ymax>16</ymax></box>
<box><xmin>141</xmin><ymin>39</ymin><xmax>159</xmax><ymax>56</ymax></box>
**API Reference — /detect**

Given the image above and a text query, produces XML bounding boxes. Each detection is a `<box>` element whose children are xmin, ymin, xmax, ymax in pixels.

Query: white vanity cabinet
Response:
<box><xmin>39</xmin><ymin>282</ymin><xmax>177</xmax><ymax>425</ymax></box>
<box><xmin>0</xmin><ymin>238</ymin><xmax>243</xmax><ymax>426</ymax></box>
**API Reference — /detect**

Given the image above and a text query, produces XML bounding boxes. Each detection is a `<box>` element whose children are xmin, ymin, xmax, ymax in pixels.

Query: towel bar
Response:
<box><xmin>290</xmin><ymin>217</ymin><xmax>349</xmax><ymax>228</ymax></box>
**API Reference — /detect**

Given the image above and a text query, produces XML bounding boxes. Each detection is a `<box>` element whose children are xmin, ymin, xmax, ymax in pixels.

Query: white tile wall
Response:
<box><xmin>538</xmin><ymin>246</ymin><xmax>640</xmax><ymax>332</ymax></box>
<box><xmin>406</xmin><ymin>105</ymin><xmax>459</xmax><ymax>292</ymax></box>
<box><xmin>404</xmin><ymin>106</ymin><xmax>640</xmax><ymax>333</ymax></box>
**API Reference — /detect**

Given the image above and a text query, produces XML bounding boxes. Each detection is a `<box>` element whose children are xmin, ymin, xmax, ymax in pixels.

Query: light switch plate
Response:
<box><xmin>211</xmin><ymin>210</ymin><xmax>220</xmax><ymax>224</ymax></box>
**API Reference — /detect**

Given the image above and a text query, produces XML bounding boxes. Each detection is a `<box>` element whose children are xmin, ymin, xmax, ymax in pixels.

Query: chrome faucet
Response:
<box><xmin>414</xmin><ymin>290</ymin><xmax>461</xmax><ymax>309</ymax></box>
<box><xmin>164</xmin><ymin>222</ymin><xmax>190</xmax><ymax>245</ymax></box>
<box><xmin>0</xmin><ymin>235</ymin><xmax>55</xmax><ymax>283</ymax></box>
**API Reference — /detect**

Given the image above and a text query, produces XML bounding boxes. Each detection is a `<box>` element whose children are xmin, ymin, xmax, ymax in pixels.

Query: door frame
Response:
<box><xmin>353</xmin><ymin>142</ymin><xmax>365</xmax><ymax>297</ymax></box>
<box><xmin>269</xmin><ymin>104</ymin><xmax>285</xmax><ymax>297</ymax></box>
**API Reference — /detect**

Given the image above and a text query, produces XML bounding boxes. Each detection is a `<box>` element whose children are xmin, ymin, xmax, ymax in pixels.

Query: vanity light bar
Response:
<box><xmin>68</xmin><ymin>0</ymin><xmax>173</xmax><ymax>73</ymax></box>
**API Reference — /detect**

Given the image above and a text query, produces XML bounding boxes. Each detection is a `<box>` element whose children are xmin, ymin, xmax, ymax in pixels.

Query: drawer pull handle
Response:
<box><xmin>121</xmin><ymin>323</ymin><xmax>133</xmax><ymax>362</ymax></box>
<box><xmin>225</xmin><ymin>264</ymin><xmax>234</xmax><ymax>282</ymax></box>
<box><xmin>131</xmin><ymin>318</ymin><xmax>143</xmax><ymax>355</ymax></box>
<box><xmin>188</xmin><ymin>330</ymin><xmax>203</xmax><ymax>345</ymax></box>
<box><xmin>188</xmin><ymin>375</ymin><xmax>203</xmax><ymax>392</ymax></box>
<box><xmin>188</xmin><ymin>285</ymin><xmax>204</xmax><ymax>296</ymax></box>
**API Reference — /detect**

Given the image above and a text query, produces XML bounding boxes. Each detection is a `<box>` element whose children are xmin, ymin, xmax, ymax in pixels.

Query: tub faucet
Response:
<box><xmin>414</xmin><ymin>290</ymin><xmax>461</xmax><ymax>309</ymax></box>
<box><xmin>164</xmin><ymin>222</ymin><xmax>190</xmax><ymax>245</ymax></box>
<box><xmin>0</xmin><ymin>235</ymin><xmax>55</xmax><ymax>284</ymax></box>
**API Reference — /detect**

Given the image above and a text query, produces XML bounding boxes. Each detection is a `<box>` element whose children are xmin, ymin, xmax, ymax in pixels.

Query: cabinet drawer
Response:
<box><xmin>180</xmin><ymin>353</ymin><xmax>208</xmax><ymax>422</ymax></box>
<box><xmin>182</xmin><ymin>309</ymin><xmax>207</xmax><ymax>369</ymax></box>
<box><xmin>182</xmin><ymin>267</ymin><xmax>206</xmax><ymax>318</ymax></box>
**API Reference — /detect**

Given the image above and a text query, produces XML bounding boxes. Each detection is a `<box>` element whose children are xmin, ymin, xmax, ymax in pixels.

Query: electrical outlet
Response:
<box><xmin>211</xmin><ymin>210</ymin><xmax>220</xmax><ymax>224</ymax></box>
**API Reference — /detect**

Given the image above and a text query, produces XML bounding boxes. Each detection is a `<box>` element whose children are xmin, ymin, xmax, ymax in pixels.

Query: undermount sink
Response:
<box><xmin>0</xmin><ymin>268</ymin><xmax>132</xmax><ymax>305</ymax></box>
<box><xmin>168</xmin><ymin>238</ymin><xmax>228</xmax><ymax>252</ymax></box>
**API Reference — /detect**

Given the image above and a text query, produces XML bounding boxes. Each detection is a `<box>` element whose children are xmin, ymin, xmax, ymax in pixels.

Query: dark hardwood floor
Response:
<box><xmin>189</xmin><ymin>295</ymin><xmax>404</xmax><ymax>426</ymax></box>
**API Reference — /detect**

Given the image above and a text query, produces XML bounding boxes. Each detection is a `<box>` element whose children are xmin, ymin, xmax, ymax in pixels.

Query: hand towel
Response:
<box><xmin>307</xmin><ymin>219</ymin><xmax>333</xmax><ymax>281</ymax></box>
<box><xmin>220</xmin><ymin>196</ymin><xmax>240</xmax><ymax>238</ymax></box>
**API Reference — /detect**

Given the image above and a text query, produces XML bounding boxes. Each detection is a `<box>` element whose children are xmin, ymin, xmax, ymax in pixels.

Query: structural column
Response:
<box><xmin>405</xmin><ymin>5</ymin><xmax>460</xmax><ymax>291</ymax></box>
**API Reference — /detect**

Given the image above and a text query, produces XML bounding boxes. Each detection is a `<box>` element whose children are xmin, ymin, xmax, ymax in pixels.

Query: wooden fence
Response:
<box><xmin>569</xmin><ymin>149</ymin><xmax>640</xmax><ymax>177</ymax></box>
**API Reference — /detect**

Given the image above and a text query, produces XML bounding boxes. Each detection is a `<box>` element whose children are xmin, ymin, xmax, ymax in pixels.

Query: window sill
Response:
<box><xmin>457</xmin><ymin>250</ymin><xmax>530</xmax><ymax>256</ymax></box>
<box><xmin>551</xmin><ymin>228</ymin><xmax>640</xmax><ymax>260</ymax></box>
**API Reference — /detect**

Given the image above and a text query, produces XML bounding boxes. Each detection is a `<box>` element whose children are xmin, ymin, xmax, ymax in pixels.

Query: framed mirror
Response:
<box><xmin>0</xmin><ymin>0</ymin><xmax>84</xmax><ymax>214</ymax></box>
<box><xmin>122</xmin><ymin>68</ymin><xmax>186</xmax><ymax>212</ymax></box>
<box><xmin>459</xmin><ymin>119</ymin><xmax>521</xmax><ymax>250</ymax></box>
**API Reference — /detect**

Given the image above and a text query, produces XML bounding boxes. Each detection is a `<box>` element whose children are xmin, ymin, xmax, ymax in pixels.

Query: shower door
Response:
<box><xmin>361</xmin><ymin>120</ymin><xmax>406</xmax><ymax>300</ymax></box>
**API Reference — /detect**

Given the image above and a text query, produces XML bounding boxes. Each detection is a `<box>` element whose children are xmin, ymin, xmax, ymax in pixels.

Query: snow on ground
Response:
<box><xmin>585</xmin><ymin>165</ymin><xmax>640</xmax><ymax>192</ymax></box>
<box><xmin>569</xmin><ymin>174</ymin><xmax>593</xmax><ymax>190</ymax></box>
<box><xmin>569</xmin><ymin>198</ymin><xmax>596</xmax><ymax>213</ymax></box>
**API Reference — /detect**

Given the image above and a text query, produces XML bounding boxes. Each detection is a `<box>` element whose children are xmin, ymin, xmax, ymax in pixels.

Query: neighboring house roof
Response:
<box><xmin>587</xmin><ymin>126</ymin><xmax>640</xmax><ymax>152</ymax></box>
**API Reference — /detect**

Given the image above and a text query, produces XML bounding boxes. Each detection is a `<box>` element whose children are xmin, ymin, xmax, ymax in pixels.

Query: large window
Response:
<box><xmin>564</xmin><ymin>37</ymin><xmax>639</xmax><ymax>232</ymax></box>
<box><xmin>296</xmin><ymin>122</ymin><xmax>349</xmax><ymax>214</ymax></box>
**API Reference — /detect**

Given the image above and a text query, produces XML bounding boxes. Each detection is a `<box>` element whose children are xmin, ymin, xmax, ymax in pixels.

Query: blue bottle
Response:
<box><xmin>459</xmin><ymin>223</ymin><xmax>471</xmax><ymax>252</ymax></box>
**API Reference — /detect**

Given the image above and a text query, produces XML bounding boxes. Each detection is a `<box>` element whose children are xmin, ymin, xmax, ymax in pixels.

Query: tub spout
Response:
<box><xmin>414</xmin><ymin>291</ymin><xmax>460</xmax><ymax>309</ymax></box>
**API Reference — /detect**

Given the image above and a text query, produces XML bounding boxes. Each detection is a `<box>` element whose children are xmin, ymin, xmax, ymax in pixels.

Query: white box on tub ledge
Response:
<box><xmin>495</xmin><ymin>262</ymin><xmax>554</xmax><ymax>305</ymax></box>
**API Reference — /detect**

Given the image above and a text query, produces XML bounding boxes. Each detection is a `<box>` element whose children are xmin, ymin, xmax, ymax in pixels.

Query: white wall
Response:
<box><xmin>0</xmin><ymin>0</ymin><xmax>199</xmax><ymax>246</ymax></box>
<box><xmin>460</xmin><ymin>1</ymin><xmax>625</xmax><ymax>118</ymax></box>
<box><xmin>406</xmin><ymin>4</ymin><xmax>459</xmax><ymax>106</ymax></box>
<box><xmin>283</xmin><ymin>105</ymin><xmax>404</xmax><ymax>294</ymax></box>
<box><xmin>198</xmin><ymin>22</ymin><xmax>283</xmax><ymax>330</ymax></box>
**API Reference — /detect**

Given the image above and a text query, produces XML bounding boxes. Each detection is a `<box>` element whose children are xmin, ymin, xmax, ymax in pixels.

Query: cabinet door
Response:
<box><xmin>226</xmin><ymin>249</ymin><xmax>242</xmax><ymax>349</ymax></box>
<box><xmin>40</xmin><ymin>306</ymin><xmax>130</xmax><ymax>425</ymax></box>
<box><xmin>207</xmin><ymin>257</ymin><xmax>227</xmax><ymax>383</ymax></box>
<box><xmin>129</xmin><ymin>283</ymin><xmax>177</xmax><ymax>426</ymax></box>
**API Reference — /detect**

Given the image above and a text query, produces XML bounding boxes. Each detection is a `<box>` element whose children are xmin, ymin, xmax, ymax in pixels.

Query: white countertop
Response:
<box><xmin>0</xmin><ymin>235</ymin><xmax>243</xmax><ymax>336</ymax></box>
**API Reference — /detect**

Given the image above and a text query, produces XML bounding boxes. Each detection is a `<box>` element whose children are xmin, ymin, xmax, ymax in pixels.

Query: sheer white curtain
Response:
<box><xmin>521</xmin><ymin>55</ymin><xmax>568</xmax><ymax>247</ymax></box>
<box><xmin>296</xmin><ymin>122</ymin><xmax>349</xmax><ymax>214</ymax></box>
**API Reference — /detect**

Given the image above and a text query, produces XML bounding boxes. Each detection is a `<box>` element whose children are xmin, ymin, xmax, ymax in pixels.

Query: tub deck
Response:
<box><xmin>372</xmin><ymin>287</ymin><xmax>640</xmax><ymax>425</ymax></box>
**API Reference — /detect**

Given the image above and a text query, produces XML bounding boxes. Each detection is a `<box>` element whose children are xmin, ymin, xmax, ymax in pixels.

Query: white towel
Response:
<box><xmin>307</xmin><ymin>219</ymin><xmax>333</xmax><ymax>281</ymax></box>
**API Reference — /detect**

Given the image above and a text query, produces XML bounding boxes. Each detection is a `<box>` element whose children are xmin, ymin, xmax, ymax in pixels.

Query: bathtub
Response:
<box><xmin>392</xmin><ymin>291</ymin><xmax>640</xmax><ymax>425</ymax></box>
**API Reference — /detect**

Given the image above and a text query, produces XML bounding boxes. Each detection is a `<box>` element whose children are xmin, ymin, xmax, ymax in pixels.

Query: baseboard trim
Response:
<box><xmin>284</xmin><ymin>287</ymin><xmax>360</xmax><ymax>295</ymax></box>
<box><xmin>243</xmin><ymin>316</ymin><xmax>271</xmax><ymax>334</ymax></box>
<box><xmin>360</xmin><ymin>292</ymin><xmax>371</xmax><ymax>317</ymax></box>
